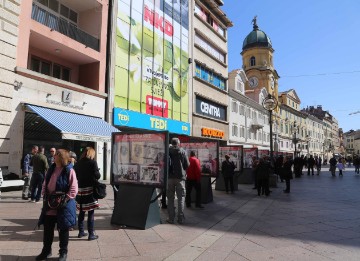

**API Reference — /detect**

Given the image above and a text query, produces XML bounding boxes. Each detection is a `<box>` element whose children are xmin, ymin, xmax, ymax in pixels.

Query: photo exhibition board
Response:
<box><xmin>243</xmin><ymin>148</ymin><xmax>258</xmax><ymax>169</ymax></box>
<box><xmin>180</xmin><ymin>141</ymin><xmax>218</xmax><ymax>177</ymax></box>
<box><xmin>219</xmin><ymin>146</ymin><xmax>242</xmax><ymax>171</ymax></box>
<box><xmin>111</xmin><ymin>132</ymin><xmax>168</xmax><ymax>187</ymax></box>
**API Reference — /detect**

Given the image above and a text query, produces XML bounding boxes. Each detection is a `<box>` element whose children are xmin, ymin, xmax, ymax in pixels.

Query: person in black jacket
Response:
<box><xmin>307</xmin><ymin>155</ymin><xmax>315</xmax><ymax>175</ymax></box>
<box><xmin>255</xmin><ymin>156</ymin><xmax>271</xmax><ymax>196</ymax></box>
<box><xmin>282</xmin><ymin>156</ymin><xmax>293</xmax><ymax>193</ymax></box>
<box><xmin>222</xmin><ymin>154</ymin><xmax>236</xmax><ymax>194</ymax></box>
<box><xmin>74</xmin><ymin>147</ymin><xmax>101</xmax><ymax>241</ymax></box>
<box><xmin>167</xmin><ymin>138</ymin><xmax>189</xmax><ymax>224</ymax></box>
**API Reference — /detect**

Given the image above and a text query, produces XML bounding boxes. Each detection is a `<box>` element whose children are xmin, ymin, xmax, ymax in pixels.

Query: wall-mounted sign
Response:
<box><xmin>201</xmin><ymin>127</ymin><xmax>224</xmax><ymax>139</ymax></box>
<box><xmin>113</xmin><ymin>108</ymin><xmax>190</xmax><ymax>136</ymax></box>
<box><xmin>195</xmin><ymin>96</ymin><xmax>226</xmax><ymax>121</ymax></box>
<box><xmin>62</xmin><ymin>90</ymin><xmax>72</xmax><ymax>103</ymax></box>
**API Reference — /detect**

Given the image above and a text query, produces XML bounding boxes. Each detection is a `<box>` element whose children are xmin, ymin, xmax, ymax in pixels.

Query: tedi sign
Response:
<box><xmin>195</xmin><ymin>96</ymin><xmax>226</xmax><ymax>121</ymax></box>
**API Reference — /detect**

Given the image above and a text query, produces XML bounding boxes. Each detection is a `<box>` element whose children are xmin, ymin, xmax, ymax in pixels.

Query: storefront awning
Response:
<box><xmin>26</xmin><ymin>104</ymin><xmax>119</xmax><ymax>142</ymax></box>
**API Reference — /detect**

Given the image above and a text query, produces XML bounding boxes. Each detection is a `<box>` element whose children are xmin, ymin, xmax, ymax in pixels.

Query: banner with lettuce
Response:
<box><xmin>115</xmin><ymin>0</ymin><xmax>189</xmax><ymax>122</ymax></box>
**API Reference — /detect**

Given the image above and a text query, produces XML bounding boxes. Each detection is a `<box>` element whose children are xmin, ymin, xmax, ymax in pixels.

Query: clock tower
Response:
<box><xmin>241</xmin><ymin>17</ymin><xmax>279</xmax><ymax>103</ymax></box>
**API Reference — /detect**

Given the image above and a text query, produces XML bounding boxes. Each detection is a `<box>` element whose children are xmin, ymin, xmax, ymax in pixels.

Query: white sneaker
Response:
<box><xmin>30</xmin><ymin>199</ymin><xmax>36</xmax><ymax>203</ymax></box>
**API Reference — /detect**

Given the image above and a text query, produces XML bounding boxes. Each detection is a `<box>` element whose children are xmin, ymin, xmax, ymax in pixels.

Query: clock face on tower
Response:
<box><xmin>249</xmin><ymin>76</ymin><xmax>259</xmax><ymax>88</ymax></box>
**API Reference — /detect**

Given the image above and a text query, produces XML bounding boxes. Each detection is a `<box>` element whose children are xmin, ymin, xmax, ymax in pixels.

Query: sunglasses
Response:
<box><xmin>50</xmin><ymin>150</ymin><xmax>55</xmax><ymax>153</ymax></box>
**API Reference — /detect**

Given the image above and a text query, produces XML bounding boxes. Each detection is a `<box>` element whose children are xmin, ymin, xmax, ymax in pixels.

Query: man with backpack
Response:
<box><xmin>167</xmin><ymin>138</ymin><xmax>189</xmax><ymax>224</ymax></box>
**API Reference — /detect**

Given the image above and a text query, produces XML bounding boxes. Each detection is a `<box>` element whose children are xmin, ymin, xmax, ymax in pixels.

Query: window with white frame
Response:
<box><xmin>236</xmin><ymin>80</ymin><xmax>244</xmax><ymax>93</ymax></box>
<box><xmin>232</xmin><ymin>100</ymin><xmax>238</xmax><ymax>113</ymax></box>
<box><xmin>247</xmin><ymin>128</ymin><xmax>251</xmax><ymax>139</ymax></box>
<box><xmin>240</xmin><ymin>126</ymin><xmax>245</xmax><ymax>138</ymax></box>
<box><xmin>240</xmin><ymin>105</ymin><xmax>245</xmax><ymax>115</ymax></box>
<box><xmin>232</xmin><ymin>124</ymin><xmax>238</xmax><ymax>136</ymax></box>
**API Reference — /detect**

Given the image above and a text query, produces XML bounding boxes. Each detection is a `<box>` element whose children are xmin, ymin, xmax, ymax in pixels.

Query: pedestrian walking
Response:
<box><xmin>293</xmin><ymin>156</ymin><xmax>302</xmax><ymax>178</ymax></box>
<box><xmin>47</xmin><ymin>147</ymin><xmax>56</xmax><ymax>167</ymax></box>
<box><xmin>22</xmin><ymin>145</ymin><xmax>38</xmax><ymax>200</ymax></box>
<box><xmin>222</xmin><ymin>154</ymin><xmax>236</xmax><ymax>194</ymax></box>
<box><xmin>307</xmin><ymin>155</ymin><xmax>315</xmax><ymax>175</ymax></box>
<box><xmin>255</xmin><ymin>156</ymin><xmax>271</xmax><ymax>196</ymax></box>
<box><xmin>74</xmin><ymin>147</ymin><xmax>101</xmax><ymax>240</ymax></box>
<box><xmin>167</xmin><ymin>138</ymin><xmax>189</xmax><ymax>224</ymax></box>
<box><xmin>275</xmin><ymin>155</ymin><xmax>284</xmax><ymax>182</ymax></box>
<box><xmin>36</xmin><ymin>149</ymin><xmax>78</xmax><ymax>261</ymax></box>
<box><xmin>337</xmin><ymin>159</ymin><xmax>344</xmax><ymax>176</ymax></box>
<box><xmin>252</xmin><ymin>156</ymin><xmax>259</xmax><ymax>189</ymax></box>
<box><xmin>30</xmin><ymin>146</ymin><xmax>49</xmax><ymax>203</ymax></box>
<box><xmin>282</xmin><ymin>156</ymin><xmax>293</xmax><ymax>193</ymax></box>
<box><xmin>315</xmin><ymin>156</ymin><xmax>322</xmax><ymax>175</ymax></box>
<box><xmin>329</xmin><ymin>155</ymin><xmax>337</xmax><ymax>177</ymax></box>
<box><xmin>185</xmin><ymin>151</ymin><xmax>204</xmax><ymax>209</ymax></box>
<box><xmin>354</xmin><ymin>155</ymin><xmax>360</xmax><ymax>174</ymax></box>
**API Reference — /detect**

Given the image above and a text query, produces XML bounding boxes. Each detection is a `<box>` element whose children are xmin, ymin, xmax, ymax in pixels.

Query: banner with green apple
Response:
<box><xmin>115</xmin><ymin>0</ymin><xmax>189</xmax><ymax>122</ymax></box>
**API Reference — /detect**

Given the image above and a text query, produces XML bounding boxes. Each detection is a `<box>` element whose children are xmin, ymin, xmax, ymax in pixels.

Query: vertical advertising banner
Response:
<box><xmin>115</xmin><ymin>0</ymin><xmax>189</xmax><ymax>122</ymax></box>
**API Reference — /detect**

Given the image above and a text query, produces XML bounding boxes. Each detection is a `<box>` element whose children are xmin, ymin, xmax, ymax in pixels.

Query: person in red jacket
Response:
<box><xmin>185</xmin><ymin>151</ymin><xmax>204</xmax><ymax>209</ymax></box>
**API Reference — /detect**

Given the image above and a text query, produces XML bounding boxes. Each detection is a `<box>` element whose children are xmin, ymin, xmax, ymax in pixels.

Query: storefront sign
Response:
<box><xmin>113</xmin><ymin>108</ymin><xmax>190</xmax><ymax>135</ymax></box>
<box><xmin>62</xmin><ymin>133</ymin><xmax>111</xmax><ymax>143</ymax></box>
<box><xmin>201</xmin><ymin>127</ymin><xmax>224</xmax><ymax>139</ymax></box>
<box><xmin>195</xmin><ymin>96</ymin><xmax>226</xmax><ymax>121</ymax></box>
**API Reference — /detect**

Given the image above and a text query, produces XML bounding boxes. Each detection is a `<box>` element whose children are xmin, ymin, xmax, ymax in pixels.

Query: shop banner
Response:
<box><xmin>195</xmin><ymin>96</ymin><xmax>226</xmax><ymax>121</ymax></box>
<box><xmin>114</xmin><ymin>108</ymin><xmax>190</xmax><ymax>135</ymax></box>
<box><xmin>258</xmin><ymin>149</ymin><xmax>270</xmax><ymax>158</ymax></box>
<box><xmin>115</xmin><ymin>0</ymin><xmax>189</xmax><ymax>122</ymax></box>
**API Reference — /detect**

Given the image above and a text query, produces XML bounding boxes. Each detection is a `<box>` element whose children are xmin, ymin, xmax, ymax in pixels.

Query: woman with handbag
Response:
<box><xmin>74</xmin><ymin>147</ymin><xmax>101</xmax><ymax>240</ymax></box>
<box><xmin>36</xmin><ymin>149</ymin><xmax>78</xmax><ymax>261</ymax></box>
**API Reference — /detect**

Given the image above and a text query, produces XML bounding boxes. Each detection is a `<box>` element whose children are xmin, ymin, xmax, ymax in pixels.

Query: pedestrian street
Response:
<box><xmin>1</xmin><ymin>168</ymin><xmax>360</xmax><ymax>260</ymax></box>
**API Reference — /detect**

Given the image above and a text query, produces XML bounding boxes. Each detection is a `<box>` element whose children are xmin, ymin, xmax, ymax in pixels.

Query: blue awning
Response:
<box><xmin>26</xmin><ymin>104</ymin><xmax>119</xmax><ymax>142</ymax></box>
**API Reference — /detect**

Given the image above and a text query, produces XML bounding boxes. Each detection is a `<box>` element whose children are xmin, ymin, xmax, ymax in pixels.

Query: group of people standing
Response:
<box><xmin>22</xmin><ymin>146</ymin><xmax>102</xmax><ymax>261</ymax></box>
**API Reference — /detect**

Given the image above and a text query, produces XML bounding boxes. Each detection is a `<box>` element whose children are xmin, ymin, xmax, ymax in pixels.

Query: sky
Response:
<box><xmin>222</xmin><ymin>0</ymin><xmax>360</xmax><ymax>132</ymax></box>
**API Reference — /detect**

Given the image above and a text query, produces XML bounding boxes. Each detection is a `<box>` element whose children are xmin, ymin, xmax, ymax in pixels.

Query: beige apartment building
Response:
<box><xmin>0</xmin><ymin>0</ymin><xmax>116</xmax><ymax>181</ymax></box>
<box><xmin>190</xmin><ymin>0</ymin><xmax>232</xmax><ymax>142</ymax></box>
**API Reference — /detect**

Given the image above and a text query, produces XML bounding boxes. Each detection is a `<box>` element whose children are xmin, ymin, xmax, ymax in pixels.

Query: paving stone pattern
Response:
<box><xmin>1</xmin><ymin>168</ymin><xmax>360</xmax><ymax>260</ymax></box>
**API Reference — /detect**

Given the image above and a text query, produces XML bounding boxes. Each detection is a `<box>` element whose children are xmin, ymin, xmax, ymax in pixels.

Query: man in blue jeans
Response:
<box><xmin>167</xmin><ymin>138</ymin><xmax>189</xmax><ymax>224</ymax></box>
<box><xmin>30</xmin><ymin>146</ymin><xmax>48</xmax><ymax>202</ymax></box>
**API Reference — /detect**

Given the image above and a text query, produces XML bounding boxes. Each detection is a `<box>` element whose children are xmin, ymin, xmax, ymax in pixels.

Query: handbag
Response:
<box><xmin>47</xmin><ymin>191</ymin><xmax>68</xmax><ymax>209</ymax></box>
<box><xmin>93</xmin><ymin>180</ymin><xmax>107</xmax><ymax>199</ymax></box>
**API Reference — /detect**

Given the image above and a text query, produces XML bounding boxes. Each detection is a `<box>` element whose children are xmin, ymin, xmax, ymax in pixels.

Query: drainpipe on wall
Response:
<box><xmin>104</xmin><ymin>0</ymin><xmax>116</xmax><ymax>180</ymax></box>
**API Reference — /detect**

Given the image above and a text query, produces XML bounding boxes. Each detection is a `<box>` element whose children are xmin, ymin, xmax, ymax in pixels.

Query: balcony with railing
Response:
<box><xmin>31</xmin><ymin>2</ymin><xmax>99</xmax><ymax>51</ymax></box>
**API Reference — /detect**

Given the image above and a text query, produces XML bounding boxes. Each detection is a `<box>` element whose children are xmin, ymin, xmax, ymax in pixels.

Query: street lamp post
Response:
<box><xmin>262</xmin><ymin>94</ymin><xmax>278</xmax><ymax>163</ymax></box>
<box><xmin>305</xmin><ymin>135</ymin><xmax>311</xmax><ymax>156</ymax></box>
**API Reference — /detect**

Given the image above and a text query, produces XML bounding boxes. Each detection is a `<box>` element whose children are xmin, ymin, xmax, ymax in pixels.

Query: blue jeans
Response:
<box><xmin>78</xmin><ymin>209</ymin><xmax>95</xmax><ymax>234</ymax></box>
<box><xmin>167</xmin><ymin>178</ymin><xmax>185</xmax><ymax>222</ymax></box>
<box><xmin>30</xmin><ymin>172</ymin><xmax>44</xmax><ymax>201</ymax></box>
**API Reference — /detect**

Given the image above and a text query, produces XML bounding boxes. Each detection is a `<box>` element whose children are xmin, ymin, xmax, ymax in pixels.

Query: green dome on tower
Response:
<box><xmin>242</xmin><ymin>17</ymin><xmax>272</xmax><ymax>50</ymax></box>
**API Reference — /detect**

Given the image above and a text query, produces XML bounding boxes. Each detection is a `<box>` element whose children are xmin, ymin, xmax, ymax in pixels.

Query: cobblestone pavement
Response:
<box><xmin>1</xmin><ymin>168</ymin><xmax>360</xmax><ymax>260</ymax></box>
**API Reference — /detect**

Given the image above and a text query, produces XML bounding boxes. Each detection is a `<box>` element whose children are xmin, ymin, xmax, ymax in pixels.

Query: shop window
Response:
<box><xmin>195</xmin><ymin>63</ymin><xmax>226</xmax><ymax>90</ymax></box>
<box><xmin>195</xmin><ymin>34</ymin><xmax>225</xmax><ymax>63</ymax></box>
<box><xmin>250</xmin><ymin>56</ymin><xmax>256</xmax><ymax>66</ymax></box>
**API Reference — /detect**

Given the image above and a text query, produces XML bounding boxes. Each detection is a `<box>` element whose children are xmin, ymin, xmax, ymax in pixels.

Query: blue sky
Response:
<box><xmin>222</xmin><ymin>0</ymin><xmax>360</xmax><ymax>132</ymax></box>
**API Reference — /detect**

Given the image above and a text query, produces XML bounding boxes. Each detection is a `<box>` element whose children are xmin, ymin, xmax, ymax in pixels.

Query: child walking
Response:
<box><xmin>337</xmin><ymin>159</ymin><xmax>344</xmax><ymax>176</ymax></box>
